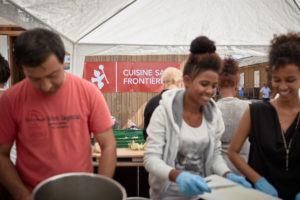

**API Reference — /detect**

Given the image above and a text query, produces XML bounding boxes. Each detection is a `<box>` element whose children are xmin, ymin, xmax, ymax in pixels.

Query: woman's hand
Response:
<box><xmin>254</xmin><ymin>177</ymin><xmax>278</xmax><ymax>197</ymax></box>
<box><xmin>176</xmin><ymin>171</ymin><xmax>211</xmax><ymax>196</ymax></box>
<box><xmin>226</xmin><ymin>173</ymin><xmax>252</xmax><ymax>188</ymax></box>
<box><xmin>295</xmin><ymin>193</ymin><xmax>300</xmax><ymax>200</ymax></box>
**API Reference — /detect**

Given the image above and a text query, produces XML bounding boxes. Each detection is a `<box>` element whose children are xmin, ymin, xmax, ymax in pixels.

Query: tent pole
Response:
<box><xmin>293</xmin><ymin>0</ymin><xmax>300</xmax><ymax>11</ymax></box>
<box><xmin>71</xmin><ymin>43</ymin><xmax>77</xmax><ymax>76</ymax></box>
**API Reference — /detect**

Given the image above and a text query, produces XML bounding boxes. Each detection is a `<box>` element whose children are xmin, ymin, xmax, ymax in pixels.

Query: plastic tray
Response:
<box><xmin>114</xmin><ymin>129</ymin><xmax>145</xmax><ymax>148</ymax></box>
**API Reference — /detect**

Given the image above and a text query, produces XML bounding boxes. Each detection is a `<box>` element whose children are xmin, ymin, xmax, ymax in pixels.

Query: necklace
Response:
<box><xmin>276</xmin><ymin>100</ymin><xmax>300</xmax><ymax>171</ymax></box>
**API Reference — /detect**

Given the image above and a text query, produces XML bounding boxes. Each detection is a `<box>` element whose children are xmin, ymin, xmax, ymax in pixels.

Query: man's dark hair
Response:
<box><xmin>0</xmin><ymin>53</ymin><xmax>10</xmax><ymax>84</ymax></box>
<box><xmin>14</xmin><ymin>28</ymin><xmax>65</xmax><ymax>68</ymax></box>
<box><xmin>268</xmin><ymin>32</ymin><xmax>300</xmax><ymax>71</ymax></box>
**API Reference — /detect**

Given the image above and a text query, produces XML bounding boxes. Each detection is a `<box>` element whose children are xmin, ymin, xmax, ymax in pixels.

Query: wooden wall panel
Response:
<box><xmin>85</xmin><ymin>55</ymin><xmax>188</xmax><ymax>129</ymax></box>
<box><xmin>240</xmin><ymin>63</ymin><xmax>269</xmax><ymax>99</ymax></box>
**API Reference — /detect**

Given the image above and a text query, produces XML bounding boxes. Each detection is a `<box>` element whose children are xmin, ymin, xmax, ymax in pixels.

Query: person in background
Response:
<box><xmin>0</xmin><ymin>53</ymin><xmax>12</xmax><ymax>200</ymax></box>
<box><xmin>238</xmin><ymin>88</ymin><xmax>244</xmax><ymax>97</ymax></box>
<box><xmin>228</xmin><ymin>32</ymin><xmax>300</xmax><ymax>200</ymax></box>
<box><xmin>0</xmin><ymin>53</ymin><xmax>10</xmax><ymax>97</ymax></box>
<box><xmin>111</xmin><ymin>115</ymin><xmax>119</xmax><ymax>130</ymax></box>
<box><xmin>213</xmin><ymin>87</ymin><xmax>221</xmax><ymax>101</ymax></box>
<box><xmin>260</xmin><ymin>83</ymin><xmax>271</xmax><ymax>102</ymax></box>
<box><xmin>216</xmin><ymin>58</ymin><xmax>250</xmax><ymax>176</ymax></box>
<box><xmin>144</xmin><ymin>36</ymin><xmax>251</xmax><ymax>200</ymax></box>
<box><xmin>143</xmin><ymin>67</ymin><xmax>184</xmax><ymax>139</ymax></box>
<box><xmin>0</xmin><ymin>54</ymin><xmax>16</xmax><ymax>165</ymax></box>
<box><xmin>0</xmin><ymin>28</ymin><xmax>117</xmax><ymax>200</ymax></box>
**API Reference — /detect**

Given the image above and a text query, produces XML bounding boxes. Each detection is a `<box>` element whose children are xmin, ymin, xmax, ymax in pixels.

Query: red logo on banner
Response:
<box><xmin>84</xmin><ymin>62</ymin><xmax>116</xmax><ymax>92</ymax></box>
<box><xmin>84</xmin><ymin>62</ymin><xmax>180</xmax><ymax>92</ymax></box>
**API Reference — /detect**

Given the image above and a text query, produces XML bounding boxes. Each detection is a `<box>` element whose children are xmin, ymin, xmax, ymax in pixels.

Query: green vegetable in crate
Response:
<box><xmin>128</xmin><ymin>140</ymin><xmax>146</xmax><ymax>150</ymax></box>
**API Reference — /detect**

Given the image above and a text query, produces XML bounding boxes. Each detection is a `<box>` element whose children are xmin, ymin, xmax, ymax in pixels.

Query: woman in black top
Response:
<box><xmin>228</xmin><ymin>32</ymin><xmax>300</xmax><ymax>200</ymax></box>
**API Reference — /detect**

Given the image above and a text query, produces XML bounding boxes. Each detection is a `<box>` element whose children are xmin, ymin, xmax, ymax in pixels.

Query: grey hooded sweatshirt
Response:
<box><xmin>144</xmin><ymin>89</ymin><xmax>230</xmax><ymax>198</ymax></box>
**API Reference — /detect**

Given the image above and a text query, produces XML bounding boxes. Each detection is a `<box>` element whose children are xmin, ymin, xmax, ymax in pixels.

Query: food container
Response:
<box><xmin>32</xmin><ymin>172</ymin><xmax>126</xmax><ymax>200</ymax></box>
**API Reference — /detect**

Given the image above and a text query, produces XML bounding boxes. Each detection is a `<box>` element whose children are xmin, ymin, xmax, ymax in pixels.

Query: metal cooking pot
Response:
<box><xmin>31</xmin><ymin>172</ymin><xmax>127</xmax><ymax>200</ymax></box>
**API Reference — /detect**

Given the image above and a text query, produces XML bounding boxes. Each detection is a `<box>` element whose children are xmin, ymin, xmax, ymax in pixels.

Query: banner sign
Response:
<box><xmin>84</xmin><ymin>62</ymin><xmax>180</xmax><ymax>92</ymax></box>
<box><xmin>84</xmin><ymin>62</ymin><xmax>116</xmax><ymax>93</ymax></box>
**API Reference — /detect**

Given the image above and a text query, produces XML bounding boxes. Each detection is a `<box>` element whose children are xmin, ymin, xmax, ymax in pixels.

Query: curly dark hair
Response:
<box><xmin>184</xmin><ymin>36</ymin><xmax>221</xmax><ymax>80</ymax></box>
<box><xmin>183</xmin><ymin>53</ymin><xmax>222</xmax><ymax>81</ymax></box>
<box><xmin>14</xmin><ymin>28</ymin><xmax>65</xmax><ymax>68</ymax></box>
<box><xmin>0</xmin><ymin>53</ymin><xmax>10</xmax><ymax>84</ymax></box>
<box><xmin>218</xmin><ymin>58</ymin><xmax>240</xmax><ymax>88</ymax></box>
<box><xmin>268</xmin><ymin>32</ymin><xmax>300</xmax><ymax>71</ymax></box>
<box><xmin>190</xmin><ymin>36</ymin><xmax>216</xmax><ymax>54</ymax></box>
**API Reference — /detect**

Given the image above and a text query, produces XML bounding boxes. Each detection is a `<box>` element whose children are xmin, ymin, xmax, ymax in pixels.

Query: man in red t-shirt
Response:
<box><xmin>0</xmin><ymin>28</ymin><xmax>116</xmax><ymax>200</ymax></box>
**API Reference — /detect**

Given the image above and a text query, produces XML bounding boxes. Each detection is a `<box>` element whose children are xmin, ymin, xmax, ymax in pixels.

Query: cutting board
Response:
<box><xmin>199</xmin><ymin>175</ymin><xmax>281</xmax><ymax>200</ymax></box>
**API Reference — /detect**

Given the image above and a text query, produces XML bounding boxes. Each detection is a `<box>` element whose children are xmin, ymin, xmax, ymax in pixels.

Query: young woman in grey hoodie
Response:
<box><xmin>144</xmin><ymin>36</ymin><xmax>251</xmax><ymax>200</ymax></box>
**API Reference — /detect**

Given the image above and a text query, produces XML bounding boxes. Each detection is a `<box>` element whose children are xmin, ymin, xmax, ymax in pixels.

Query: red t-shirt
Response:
<box><xmin>0</xmin><ymin>73</ymin><xmax>114</xmax><ymax>191</ymax></box>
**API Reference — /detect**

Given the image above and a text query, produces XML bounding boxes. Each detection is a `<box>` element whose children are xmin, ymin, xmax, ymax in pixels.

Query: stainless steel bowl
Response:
<box><xmin>31</xmin><ymin>172</ymin><xmax>127</xmax><ymax>200</ymax></box>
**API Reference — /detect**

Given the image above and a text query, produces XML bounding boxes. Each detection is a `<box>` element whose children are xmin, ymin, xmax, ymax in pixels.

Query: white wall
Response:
<box><xmin>0</xmin><ymin>35</ymin><xmax>8</xmax><ymax>59</ymax></box>
<box><xmin>0</xmin><ymin>35</ymin><xmax>10</xmax><ymax>89</ymax></box>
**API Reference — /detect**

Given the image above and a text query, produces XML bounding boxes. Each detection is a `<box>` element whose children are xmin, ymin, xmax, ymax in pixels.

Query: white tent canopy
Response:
<box><xmin>1</xmin><ymin>0</ymin><xmax>300</xmax><ymax>76</ymax></box>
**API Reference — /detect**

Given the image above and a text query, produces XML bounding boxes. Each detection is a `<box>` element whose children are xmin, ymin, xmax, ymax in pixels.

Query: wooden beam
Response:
<box><xmin>0</xmin><ymin>25</ymin><xmax>20</xmax><ymax>28</ymax></box>
<box><xmin>0</xmin><ymin>30</ymin><xmax>23</xmax><ymax>36</ymax></box>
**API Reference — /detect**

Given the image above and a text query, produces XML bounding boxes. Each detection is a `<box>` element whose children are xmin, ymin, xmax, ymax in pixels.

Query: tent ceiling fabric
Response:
<box><xmin>78</xmin><ymin>0</ymin><xmax>300</xmax><ymax>56</ymax></box>
<box><xmin>0</xmin><ymin>1</ymin><xmax>74</xmax><ymax>55</ymax></box>
<box><xmin>6</xmin><ymin>0</ymin><xmax>300</xmax><ymax>51</ymax></box>
<box><xmin>80</xmin><ymin>0</ymin><xmax>299</xmax><ymax>45</ymax></box>
<box><xmin>7</xmin><ymin>0</ymin><xmax>135</xmax><ymax>42</ymax></box>
<box><xmin>0</xmin><ymin>16</ymin><xmax>16</xmax><ymax>25</ymax></box>
<box><xmin>2</xmin><ymin>0</ymin><xmax>300</xmax><ymax>76</ymax></box>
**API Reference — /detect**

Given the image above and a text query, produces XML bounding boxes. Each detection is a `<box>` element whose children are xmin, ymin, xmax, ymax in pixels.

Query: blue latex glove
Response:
<box><xmin>254</xmin><ymin>177</ymin><xmax>278</xmax><ymax>197</ymax></box>
<box><xmin>295</xmin><ymin>193</ymin><xmax>300</xmax><ymax>200</ymax></box>
<box><xmin>176</xmin><ymin>171</ymin><xmax>211</xmax><ymax>196</ymax></box>
<box><xmin>226</xmin><ymin>173</ymin><xmax>252</xmax><ymax>188</ymax></box>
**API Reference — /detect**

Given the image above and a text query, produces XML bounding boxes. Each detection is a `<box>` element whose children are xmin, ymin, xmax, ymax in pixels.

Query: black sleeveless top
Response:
<box><xmin>249</xmin><ymin>102</ymin><xmax>300</xmax><ymax>200</ymax></box>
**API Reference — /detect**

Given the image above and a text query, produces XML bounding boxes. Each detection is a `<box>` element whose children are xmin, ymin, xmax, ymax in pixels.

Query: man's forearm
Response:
<box><xmin>0</xmin><ymin>155</ymin><xmax>30</xmax><ymax>200</ymax></box>
<box><xmin>97</xmin><ymin>147</ymin><xmax>117</xmax><ymax>178</ymax></box>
